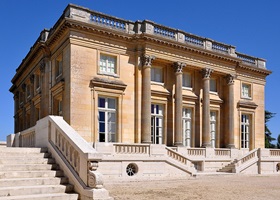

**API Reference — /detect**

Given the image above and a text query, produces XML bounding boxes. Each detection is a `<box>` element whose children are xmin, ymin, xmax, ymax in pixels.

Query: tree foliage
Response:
<box><xmin>277</xmin><ymin>134</ymin><xmax>280</xmax><ymax>149</ymax></box>
<box><xmin>265</xmin><ymin>110</ymin><xmax>276</xmax><ymax>148</ymax></box>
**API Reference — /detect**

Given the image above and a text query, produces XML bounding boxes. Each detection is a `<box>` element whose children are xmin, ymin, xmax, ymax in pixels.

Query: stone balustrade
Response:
<box><xmin>7</xmin><ymin>116</ymin><xmax>111</xmax><ymax>200</ymax></box>
<box><xmin>20</xmin><ymin>127</ymin><xmax>35</xmax><ymax>147</ymax></box>
<box><xmin>214</xmin><ymin>148</ymin><xmax>231</xmax><ymax>157</ymax></box>
<box><xmin>166</xmin><ymin>147</ymin><xmax>189</xmax><ymax>164</ymax></box>
<box><xmin>270</xmin><ymin>149</ymin><xmax>280</xmax><ymax>157</ymax></box>
<box><xmin>114</xmin><ymin>143</ymin><xmax>150</xmax><ymax>154</ymax></box>
<box><xmin>187</xmin><ymin>148</ymin><xmax>206</xmax><ymax>157</ymax></box>
<box><xmin>61</xmin><ymin>4</ymin><xmax>266</xmax><ymax>69</ymax></box>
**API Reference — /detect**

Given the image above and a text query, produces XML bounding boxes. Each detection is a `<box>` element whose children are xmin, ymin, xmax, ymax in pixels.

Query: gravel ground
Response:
<box><xmin>105</xmin><ymin>175</ymin><xmax>280</xmax><ymax>200</ymax></box>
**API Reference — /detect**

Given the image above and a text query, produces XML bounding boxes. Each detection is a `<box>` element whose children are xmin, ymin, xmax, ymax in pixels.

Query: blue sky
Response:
<box><xmin>0</xmin><ymin>0</ymin><xmax>279</xmax><ymax>142</ymax></box>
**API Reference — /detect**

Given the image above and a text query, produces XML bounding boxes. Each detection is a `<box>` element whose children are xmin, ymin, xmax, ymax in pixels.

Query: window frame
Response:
<box><xmin>151</xmin><ymin>103</ymin><xmax>164</xmax><ymax>144</ymax></box>
<box><xmin>55</xmin><ymin>54</ymin><xmax>63</xmax><ymax>79</ymax></box>
<box><xmin>151</xmin><ymin>66</ymin><xmax>164</xmax><ymax>83</ymax></box>
<box><xmin>182</xmin><ymin>107</ymin><xmax>192</xmax><ymax>147</ymax></box>
<box><xmin>98</xmin><ymin>96</ymin><xmax>117</xmax><ymax>143</ymax></box>
<box><xmin>182</xmin><ymin>72</ymin><xmax>192</xmax><ymax>89</ymax></box>
<box><xmin>241</xmin><ymin>82</ymin><xmax>252</xmax><ymax>99</ymax></box>
<box><xmin>98</xmin><ymin>52</ymin><xmax>119</xmax><ymax>76</ymax></box>
<box><xmin>210</xmin><ymin>78</ymin><xmax>217</xmax><ymax>93</ymax></box>
<box><xmin>241</xmin><ymin>113</ymin><xmax>251</xmax><ymax>149</ymax></box>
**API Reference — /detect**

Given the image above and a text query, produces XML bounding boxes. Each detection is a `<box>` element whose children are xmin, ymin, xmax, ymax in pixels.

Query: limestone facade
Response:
<box><xmin>10</xmin><ymin>4</ymin><xmax>271</xmax><ymax>150</ymax></box>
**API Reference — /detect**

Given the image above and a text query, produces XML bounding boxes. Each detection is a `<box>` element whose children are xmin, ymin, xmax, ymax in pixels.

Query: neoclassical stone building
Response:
<box><xmin>10</xmin><ymin>4</ymin><xmax>270</xmax><ymax>152</ymax></box>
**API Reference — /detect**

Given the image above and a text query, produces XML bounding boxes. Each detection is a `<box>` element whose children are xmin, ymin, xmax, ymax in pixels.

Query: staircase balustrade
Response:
<box><xmin>187</xmin><ymin>148</ymin><xmax>206</xmax><ymax>157</ymax></box>
<box><xmin>269</xmin><ymin>149</ymin><xmax>280</xmax><ymax>156</ymax></box>
<box><xmin>20</xmin><ymin>127</ymin><xmax>35</xmax><ymax>147</ymax></box>
<box><xmin>234</xmin><ymin>148</ymin><xmax>259</xmax><ymax>173</ymax></box>
<box><xmin>214</xmin><ymin>149</ymin><xmax>231</xmax><ymax>157</ymax></box>
<box><xmin>114</xmin><ymin>144</ymin><xmax>150</xmax><ymax>154</ymax></box>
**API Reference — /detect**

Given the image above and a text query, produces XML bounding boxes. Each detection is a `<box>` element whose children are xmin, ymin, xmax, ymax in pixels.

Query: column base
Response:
<box><xmin>227</xmin><ymin>144</ymin><xmax>236</xmax><ymax>149</ymax></box>
<box><xmin>174</xmin><ymin>142</ymin><xmax>184</xmax><ymax>147</ymax></box>
<box><xmin>201</xmin><ymin>142</ymin><xmax>211</xmax><ymax>148</ymax></box>
<box><xmin>141</xmin><ymin>140</ymin><xmax>152</xmax><ymax>144</ymax></box>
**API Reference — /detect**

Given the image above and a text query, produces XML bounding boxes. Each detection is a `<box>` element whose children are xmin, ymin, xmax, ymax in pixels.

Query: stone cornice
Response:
<box><xmin>238</xmin><ymin>101</ymin><xmax>258</xmax><ymax>109</ymax></box>
<box><xmin>90</xmin><ymin>77</ymin><xmax>127</xmax><ymax>91</ymax></box>
<box><xmin>237</xmin><ymin>63</ymin><xmax>271</xmax><ymax>76</ymax></box>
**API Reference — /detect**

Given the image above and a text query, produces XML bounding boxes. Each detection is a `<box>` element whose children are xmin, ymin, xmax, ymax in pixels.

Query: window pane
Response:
<box><xmin>99</xmin><ymin>133</ymin><xmax>105</xmax><ymax>142</ymax></box>
<box><xmin>151</xmin><ymin>67</ymin><xmax>163</xmax><ymax>82</ymax></box>
<box><xmin>100</xmin><ymin>54</ymin><xmax>116</xmax><ymax>74</ymax></box>
<box><xmin>210</xmin><ymin>79</ymin><xmax>217</xmax><ymax>92</ymax></box>
<box><xmin>99</xmin><ymin>111</ymin><xmax>105</xmax><ymax>121</ymax></box>
<box><xmin>108</xmin><ymin>98</ymin><xmax>116</xmax><ymax>109</ymax></box>
<box><xmin>98</xmin><ymin>98</ymin><xmax>106</xmax><ymax>108</ymax></box>
<box><xmin>183</xmin><ymin>73</ymin><xmax>192</xmax><ymax>87</ymax></box>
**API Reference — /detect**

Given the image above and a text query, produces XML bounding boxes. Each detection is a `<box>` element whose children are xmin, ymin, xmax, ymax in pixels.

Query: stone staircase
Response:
<box><xmin>217</xmin><ymin>160</ymin><xmax>236</xmax><ymax>173</ymax></box>
<box><xmin>0</xmin><ymin>147</ymin><xmax>78</xmax><ymax>200</ymax></box>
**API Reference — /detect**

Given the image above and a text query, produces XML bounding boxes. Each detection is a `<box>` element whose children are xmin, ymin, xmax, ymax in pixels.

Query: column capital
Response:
<box><xmin>173</xmin><ymin>62</ymin><xmax>186</xmax><ymax>73</ymax></box>
<box><xmin>226</xmin><ymin>74</ymin><xmax>235</xmax><ymax>85</ymax></box>
<box><xmin>141</xmin><ymin>54</ymin><xmax>155</xmax><ymax>67</ymax></box>
<box><xmin>201</xmin><ymin>68</ymin><xmax>213</xmax><ymax>79</ymax></box>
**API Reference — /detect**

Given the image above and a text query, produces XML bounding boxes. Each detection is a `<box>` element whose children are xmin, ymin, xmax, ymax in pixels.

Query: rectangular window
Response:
<box><xmin>241</xmin><ymin>114</ymin><xmax>250</xmax><ymax>148</ymax></box>
<box><xmin>99</xmin><ymin>54</ymin><xmax>116</xmax><ymax>74</ymax></box>
<box><xmin>210</xmin><ymin>111</ymin><xmax>216</xmax><ymax>148</ymax></box>
<box><xmin>98</xmin><ymin>97</ymin><xmax>117</xmax><ymax>142</ymax></box>
<box><xmin>183</xmin><ymin>72</ymin><xmax>192</xmax><ymax>88</ymax></box>
<box><xmin>151</xmin><ymin>67</ymin><xmax>163</xmax><ymax>83</ymax></box>
<box><xmin>26</xmin><ymin>84</ymin><xmax>31</xmax><ymax>99</ymax></box>
<box><xmin>35</xmin><ymin>74</ymin><xmax>40</xmax><ymax>91</ymax></box>
<box><xmin>151</xmin><ymin>104</ymin><xmax>163</xmax><ymax>144</ymax></box>
<box><xmin>55</xmin><ymin>54</ymin><xmax>63</xmax><ymax>78</ymax></box>
<box><xmin>210</xmin><ymin>78</ymin><xmax>217</xmax><ymax>92</ymax></box>
<box><xmin>182</xmin><ymin>108</ymin><xmax>192</xmax><ymax>147</ymax></box>
<box><xmin>241</xmin><ymin>83</ymin><xmax>252</xmax><ymax>99</ymax></box>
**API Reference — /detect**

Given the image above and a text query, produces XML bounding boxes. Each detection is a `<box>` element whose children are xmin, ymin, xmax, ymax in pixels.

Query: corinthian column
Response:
<box><xmin>141</xmin><ymin>54</ymin><xmax>155</xmax><ymax>143</ymax></box>
<box><xmin>173</xmin><ymin>62</ymin><xmax>186</xmax><ymax>146</ymax></box>
<box><xmin>201</xmin><ymin>68</ymin><xmax>213</xmax><ymax>148</ymax></box>
<box><xmin>226</xmin><ymin>74</ymin><xmax>236</xmax><ymax>148</ymax></box>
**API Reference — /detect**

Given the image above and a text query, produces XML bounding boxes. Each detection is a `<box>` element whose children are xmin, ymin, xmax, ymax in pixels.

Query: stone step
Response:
<box><xmin>0</xmin><ymin>164</ymin><xmax>58</xmax><ymax>171</ymax></box>
<box><xmin>0</xmin><ymin>152</ymin><xmax>51</xmax><ymax>158</ymax></box>
<box><xmin>0</xmin><ymin>147</ymin><xmax>48</xmax><ymax>153</ymax></box>
<box><xmin>0</xmin><ymin>185</ymin><xmax>76</xmax><ymax>198</ymax></box>
<box><xmin>0</xmin><ymin>193</ymin><xmax>78</xmax><ymax>200</ymax></box>
<box><xmin>0</xmin><ymin>170</ymin><xmax>64</xmax><ymax>179</ymax></box>
<box><xmin>0</xmin><ymin>157</ymin><xmax>55</xmax><ymax>165</ymax></box>
<box><xmin>0</xmin><ymin>177</ymin><xmax>68</xmax><ymax>187</ymax></box>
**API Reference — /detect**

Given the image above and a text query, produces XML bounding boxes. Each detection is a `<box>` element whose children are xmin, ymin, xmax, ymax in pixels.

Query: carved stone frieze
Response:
<box><xmin>201</xmin><ymin>68</ymin><xmax>213</xmax><ymax>79</ymax></box>
<box><xmin>173</xmin><ymin>62</ymin><xmax>186</xmax><ymax>73</ymax></box>
<box><xmin>141</xmin><ymin>54</ymin><xmax>155</xmax><ymax>67</ymax></box>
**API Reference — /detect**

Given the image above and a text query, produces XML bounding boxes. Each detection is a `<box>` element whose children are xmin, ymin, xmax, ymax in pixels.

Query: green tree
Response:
<box><xmin>265</xmin><ymin>110</ymin><xmax>276</xmax><ymax>148</ymax></box>
<box><xmin>277</xmin><ymin>134</ymin><xmax>280</xmax><ymax>149</ymax></box>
